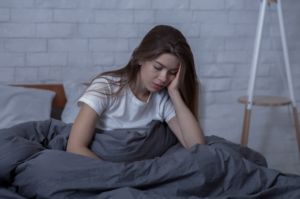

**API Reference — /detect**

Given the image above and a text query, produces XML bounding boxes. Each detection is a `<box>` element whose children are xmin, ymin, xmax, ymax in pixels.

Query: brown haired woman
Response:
<box><xmin>66</xmin><ymin>25</ymin><xmax>205</xmax><ymax>160</ymax></box>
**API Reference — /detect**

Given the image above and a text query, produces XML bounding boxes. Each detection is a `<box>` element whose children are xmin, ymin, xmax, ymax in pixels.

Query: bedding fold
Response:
<box><xmin>0</xmin><ymin>119</ymin><xmax>300</xmax><ymax>199</ymax></box>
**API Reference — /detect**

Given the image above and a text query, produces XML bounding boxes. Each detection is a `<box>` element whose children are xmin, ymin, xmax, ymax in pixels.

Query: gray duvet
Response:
<box><xmin>0</xmin><ymin>119</ymin><xmax>300</xmax><ymax>199</ymax></box>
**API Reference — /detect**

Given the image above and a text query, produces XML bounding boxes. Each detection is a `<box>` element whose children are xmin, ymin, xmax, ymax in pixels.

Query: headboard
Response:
<box><xmin>12</xmin><ymin>84</ymin><xmax>67</xmax><ymax>120</ymax></box>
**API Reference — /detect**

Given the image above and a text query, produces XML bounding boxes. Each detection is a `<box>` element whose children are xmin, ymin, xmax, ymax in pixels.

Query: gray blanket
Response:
<box><xmin>0</xmin><ymin>119</ymin><xmax>300</xmax><ymax>199</ymax></box>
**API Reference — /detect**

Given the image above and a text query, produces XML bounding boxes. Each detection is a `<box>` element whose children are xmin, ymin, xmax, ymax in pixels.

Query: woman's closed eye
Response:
<box><xmin>154</xmin><ymin>65</ymin><xmax>177</xmax><ymax>75</ymax></box>
<box><xmin>153</xmin><ymin>66</ymin><xmax>162</xmax><ymax>70</ymax></box>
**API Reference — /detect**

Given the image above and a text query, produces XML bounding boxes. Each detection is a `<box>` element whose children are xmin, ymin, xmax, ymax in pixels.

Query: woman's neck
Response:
<box><xmin>129</xmin><ymin>73</ymin><xmax>150</xmax><ymax>102</ymax></box>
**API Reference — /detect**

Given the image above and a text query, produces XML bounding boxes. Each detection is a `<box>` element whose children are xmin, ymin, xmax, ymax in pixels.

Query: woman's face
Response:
<box><xmin>139</xmin><ymin>53</ymin><xmax>180</xmax><ymax>92</ymax></box>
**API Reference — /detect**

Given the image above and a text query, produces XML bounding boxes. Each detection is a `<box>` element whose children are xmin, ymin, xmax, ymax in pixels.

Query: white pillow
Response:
<box><xmin>0</xmin><ymin>85</ymin><xmax>56</xmax><ymax>129</ymax></box>
<box><xmin>61</xmin><ymin>81</ymin><xmax>87</xmax><ymax>124</ymax></box>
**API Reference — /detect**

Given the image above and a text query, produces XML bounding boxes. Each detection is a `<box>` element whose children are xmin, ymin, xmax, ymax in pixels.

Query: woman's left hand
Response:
<box><xmin>167</xmin><ymin>63</ymin><xmax>181</xmax><ymax>94</ymax></box>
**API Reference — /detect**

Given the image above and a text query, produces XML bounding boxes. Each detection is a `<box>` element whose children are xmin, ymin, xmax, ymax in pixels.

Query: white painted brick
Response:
<box><xmin>288</xmin><ymin>51</ymin><xmax>300</xmax><ymax>64</ymax></box>
<box><xmin>226</xmin><ymin>0</ymin><xmax>246</xmax><ymax>10</ymax></box>
<box><xmin>199</xmin><ymin>64</ymin><xmax>235</xmax><ymax>77</ymax></box>
<box><xmin>5</xmin><ymin>39</ymin><xmax>47</xmax><ymax>52</ymax></box>
<box><xmin>191</xmin><ymin>0</ymin><xmax>225</xmax><ymax>10</ymax></box>
<box><xmin>129</xmin><ymin>38</ymin><xmax>141</xmax><ymax>51</ymax></box>
<box><xmin>285</xmin><ymin>38</ymin><xmax>300</xmax><ymax>51</ymax></box>
<box><xmin>0</xmin><ymin>24</ymin><xmax>35</xmax><ymax>37</ymax></box>
<box><xmin>272</xmin><ymin>164</ymin><xmax>300</xmax><ymax>175</ymax></box>
<box><xmin>102</xmin><ymin>65</ymin><xmax>123</xmax><ymax>73</ymax></box>
<box><xmin>259</xmin><ymin>51</ymin><xmax>278</xmax><ymax>64</ymax></box>
<box><xmin>275</xmin><ymin>10</ymin><xmax>300</xmax><ymax>24</ymax></box>
<box><xmin>203</xmin><ymin>104</ymin><xmax>243</xmax><ymax>119</ymax></box>
<box><xmin>79</xmin><ymin>24</ymin><xmax>118</xmax><ymax>38</ymax></box>
<box><xmin>118</xmin><ymin>24</ymin><xmax>139</xmax><ymax>38</ymax></box>
<box><xmin>235</xmin><ymin>24</ymin><xmax>269</xmax><ymax>37</ymax></box>
<box><xmin>281</xmin><ymin>0</ymin><xmax>300</xmax><ymax>10</ymax></box>
<box><xmin>200</xmin><ymin>25</ymin><xmax>235</xmax><ymax>37</ymax></box>
<box><xmin>139</xmin><ymin>24</ymin><xmax>154</xmax><ymax>37</ymax></box>
<box><xmin>198</xmin><ymin>92</ymin><xmax>215</xmax><ymax>105</ymax></box>
<box><xmin>291</xmin><ymin>64</ymin><xmax>300</xmax><ymax>76</ymax></box>
<box><xmin>232</xmin><ymin>77</ymin><xmax>271</xmax><ymax>90</ymax></box>
<box><xmin>89</xmin><ymin>39</ymin><xmax>129</xmax><ymax>52</ymax></box>
<box><xmin>68</xmin><ymin>53</ymin><xmax>93</xmax><ymax>68</ymax></box>
<box><xmin>118</xmin><ymin>0</ymin><xmax>151</xmax><ymax>9</ymax></box>
<box><xmin>37</xmin><ymin>24</ymin><xmax>77</xmax><ymax>38</ymax></box>
<box><xmin>267</xmin><ymin>25</ymin><xmax>281</xmax><ymax>37</ymax></box>
<box><xmin>77</xmin><ymin>0</ymin><xmax>118</xmax><ymax>9</ymax></box>
<box><xmin>115</xmin><ymin>52</ymin><xmax>131</xmax><ymax>66</ymax></box>
<box><xmin>54</xmin><ymin>10</ymin><xmax>94</xmax><ymax>23</ymax></box>
<box><xmin>201</xmin><ymin>117</ymin><xmax>241</xmax><ymax>132</ymax></box>
<box><xmin>34</xmin><ymin>0</ymin><xmax>77</xmax><ymax>8</ymax></box>
<box><xmin>95</xmin><ymin>10</ymin><xmax>134</xmax><ymax>23</ymax></box>
<box><xmin>245</xmin><ymin>0</ymin><xmax>263</xmax><ymax>11</ymax></box>
<box><xmin>235</xmin><ymin>64</ymin><xmax>270</xmax><ymax>77</ymax></box>
<box><xmin>294</xmin><ymin>78</ymin><xmax>300</xmax><ymax>89</ymax></box>
<box><xmin>0</xmin><ymin>53</ymin><xmax>25</xmax><ymax>67</ymax></box>
<box><xmin>194</xmin><ymin>52</ymin><xmax>214</xmax><ymax>64</ymax></box>
<box><xmin>188</xmin><ymin>37</ymin><xmax>224</xmax><ymax>51</ymax></box>
<box><xmin>216</xmin><ymin>52</ymin><xmax>249</xmax><ymax>63</ymax></box>
<box><xmin>62</xmin><ymin>67</ymin><xmax>104</xmax><ymax>83</ymax></box>
<box><xmin>0</xmin><ymin>39</ymin><xmax>4</xmax><ymax>52</ymax></box>
<box><xmin>152</xmin><ymin>0</ymin><xmax>189</xmax><ymax>9</ymax></box>
<box><xmin>15</xmin><ymin>68</ymin><xmax>38</xmax><ymax>83</ymax></box>
<box><xmin>93</xmin><ymin>52</ymin><xmax>115</xmax><ymax>66</ymax></box>
<box><xmin>179</xmin><ymin>24</ymin><xmax>200</xmax><ymax>37</ymax></box>
<box><xmin>11</xmin><ymin>9</ymin><xmax>52</xmax><ymax>22</ymax></box>
<box><xmin>229</xmin><ymin>11</ymin><xmax>259</xmax><ymax>24</ymax></box>
<box><xmin>201</xmin><ymin>78</ymin><xmax>231</xmax><ymax>91</ymax></box>
<box><xmin>265</xmin><ymin>152</ymin><xmax>298</xmax><ymax>166</ymax></box>
<box><xmin>0</xmin><ymin>0</ymin><xmax>34</xmax><ymax>8</ymax></box>
<box><xmin>0</xmin><ymin>68</ymin><xmax>14</xmax><ymax>83</ymax></box>
<box><xmin>26</xmin><ymin>53</ymin><xmax>67</xmax><ymax>67</ymax></box>
<box><xmin>225</xmin><ymin>38</ymin><xmax>247</xmax><ymax>51</ymax></box>
<box><xmin>214</xmin><ymin>90</ymin><xmax>247</xmax><ymax>104</ymax></box>
<box><xmin>193</xmin><ymin>11</ymin><xmax>228</xmax><ymax>24</ymax></box>
<box><xmin>38</xmin><ymin>67</ymin><xmax>62</xmax><ymax>83</ymax></box>
<box><xmin>249</xmin><ymin>133</ymin><xmax>299</xmax><ymax>154</ymax></box>
<box><xmin>0</xmin><ymin>9</ymin><xmax>10</xmax><ymax>22</ymax></box>
<box><xmin>156</xmin><ymin>11</ymin><xmax>192</xmax><ymax>23</ymax></box>
<box><xmin>134</xmin><ymin>11</ymin><xmax>155</xmax><ymax>23</ymax></box>
<box><xmin>226</xmin><ymin>38</ymin><xmax>271</xmax><ymax>51</ymax></box>
<box><xmin>48</xmin><ymin>39</ymin><xmax>88</xmax><ymax>52</ymax></box>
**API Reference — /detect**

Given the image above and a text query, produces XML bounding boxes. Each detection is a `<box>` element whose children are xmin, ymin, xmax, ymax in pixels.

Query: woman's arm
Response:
<box><xmin>167</xmin><ymin>66</ymin><xmax>205</xmax><ymax>149</ymax></box>
<box><xmin>66</xmin><ymin>103</ymin><xmax>102</xmax><ymax>159</ymax></box>
<box><xmin>167</xmin><ymin>93</ymin><xmax>205</xmax><ymax>149</ymax></box>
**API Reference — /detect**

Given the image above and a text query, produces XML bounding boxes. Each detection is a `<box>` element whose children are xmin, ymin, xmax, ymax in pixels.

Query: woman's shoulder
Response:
<box><xmin>89</xmin><ymin>75</ymin><xmax>124</xmax><ymax>95</ymax></box>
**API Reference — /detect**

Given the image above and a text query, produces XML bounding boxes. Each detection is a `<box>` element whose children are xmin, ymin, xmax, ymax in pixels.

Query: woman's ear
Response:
<box><xmin>138</xmin><ymin>60</ymin><xmax>144</xmax><ymax>66</ymax></box>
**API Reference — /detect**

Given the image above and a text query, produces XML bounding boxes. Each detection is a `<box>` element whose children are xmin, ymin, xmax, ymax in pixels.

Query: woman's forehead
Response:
<box><xmin>153</xmin><ymin>54</ymin><xmax>180</xmax><ymax>68</ymax></box>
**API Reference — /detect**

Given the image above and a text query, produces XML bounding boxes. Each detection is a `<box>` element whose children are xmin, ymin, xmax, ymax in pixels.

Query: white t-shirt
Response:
<box><xmin>77</xmin><ymin>76</ymin><xmax>176</xmax><ymax>132</ymax></box>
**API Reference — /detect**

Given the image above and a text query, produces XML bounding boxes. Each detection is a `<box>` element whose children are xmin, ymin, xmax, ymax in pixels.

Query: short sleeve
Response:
<box><xmin>77</xmin><ymin>78</ymin><xmax>111</xmax><ymax>116</ymax></box>
<box><xmin>163</xmin><ymin>98</ymin><xmax>176</xmax><ymax>123</ymax></box>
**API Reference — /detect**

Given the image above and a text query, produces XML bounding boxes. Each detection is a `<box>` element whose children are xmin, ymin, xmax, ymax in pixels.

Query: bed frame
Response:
<box><xmin>14</xmin><ymin>84</ymin><xmax>67</xmax><ymax>120</ymax></box>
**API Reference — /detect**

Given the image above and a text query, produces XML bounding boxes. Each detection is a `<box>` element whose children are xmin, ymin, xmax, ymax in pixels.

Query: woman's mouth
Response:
<box><xmin>153</xmin><ymin>83</ymin><xmax>163</xmax><ymax>89</ymax></box>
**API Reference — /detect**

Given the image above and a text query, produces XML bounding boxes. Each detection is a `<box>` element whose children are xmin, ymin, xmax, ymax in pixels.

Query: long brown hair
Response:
<box><xmin>86</xmin><ymin>25</ymin><xmax>200</xmax><ymax>119</ymax></box>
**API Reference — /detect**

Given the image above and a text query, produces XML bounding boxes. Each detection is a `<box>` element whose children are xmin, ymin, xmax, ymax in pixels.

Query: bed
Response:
<box><xmin>1</xmin><ymin>84</ymin><xmax>300</xmax><ymax>199</ymax></box>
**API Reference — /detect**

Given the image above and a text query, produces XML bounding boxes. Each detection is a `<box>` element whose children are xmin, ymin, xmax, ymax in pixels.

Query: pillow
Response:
<box><xmin>61</xmin><ymin>81</ymin><xmax>87</xmax><ymax>124</ymax></box>
<box><xmin>0</xmin><ymin>85</ymin><xmax>56</xmax><ymax>129</ymax></box>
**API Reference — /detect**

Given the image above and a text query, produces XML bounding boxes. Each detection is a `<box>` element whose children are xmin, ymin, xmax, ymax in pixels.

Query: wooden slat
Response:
<box><xmin>238</xmin><ymin>95</ymin><xmax>291</xmax><ymax>107</ymax></box>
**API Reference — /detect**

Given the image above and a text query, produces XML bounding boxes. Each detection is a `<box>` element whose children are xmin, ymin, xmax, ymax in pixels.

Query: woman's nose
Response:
<box><xmin>158</xmin><ymin>71</ymin><xmax>167</xmax><ymax>82</ymax></box>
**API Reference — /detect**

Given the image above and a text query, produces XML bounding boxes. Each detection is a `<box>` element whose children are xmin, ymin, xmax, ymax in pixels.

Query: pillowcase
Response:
<box><xmin>0</xmin><ymin>85</ymin><xmax>56</xmax><ymax>129</ymax></box>
<box><xmin>61</xmin><ymin>81</ymin><xmax>87</xmax><ymax>124</ymax></box>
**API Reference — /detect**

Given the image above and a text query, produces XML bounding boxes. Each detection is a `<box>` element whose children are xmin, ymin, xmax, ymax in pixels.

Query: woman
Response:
<box><xmin>66</xmin><ymin>25</ymin><xmax>205</xmax><ymax>160</ymax></box>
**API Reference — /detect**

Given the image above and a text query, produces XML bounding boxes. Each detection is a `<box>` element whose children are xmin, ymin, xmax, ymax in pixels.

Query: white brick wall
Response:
<box><xmin>0</xmin><ymin>0</ymin><xmax>299</xmax><ymax>175</ymax></box>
